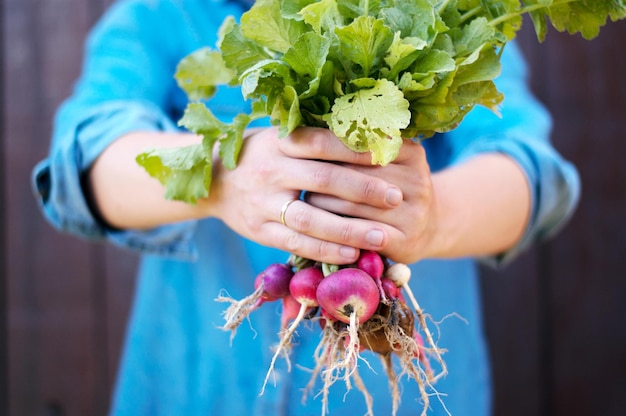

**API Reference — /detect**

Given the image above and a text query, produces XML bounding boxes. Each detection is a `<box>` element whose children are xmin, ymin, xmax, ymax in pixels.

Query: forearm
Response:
<box><xmin>429</xmin><ymin>153</ymin><xmax>531</xmax><ymax>259</ymax></box>
<box><xmin>87</xmin><ymin>131</ymin><xmax>211</xmax><ymax>229</ymax></box>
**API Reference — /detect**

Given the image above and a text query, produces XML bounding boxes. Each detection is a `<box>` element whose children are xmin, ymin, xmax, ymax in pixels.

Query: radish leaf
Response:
<box><xmin>334</xmin><ymin>16</ymin><xmax>394</xmax><ymax>78</ymax></box>
<box><xmin>241</xmin><ymin>0</ymin><xmax>307</xmax><ymax>53</ymax></box>
<box><xmin>175</xmin><ymin>48</ymin><xmax>235</xmax><ymax>100</ymax></box>
<box><xmin>137</xmin><ymin>0</ymin><xmax>625</xmax><ymax>202</ymax></box>
<box><xmin>324</xmin><ymin>78</ymin><xmax>409</xmax><ymax>165</ymax></box>
<box><xmin>136</xmin><ymin>144</ymin><xmax>210</xmax><ymax>204</ymax></box>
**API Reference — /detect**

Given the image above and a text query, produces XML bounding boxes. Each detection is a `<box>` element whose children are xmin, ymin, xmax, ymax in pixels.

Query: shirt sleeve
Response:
<box><xmin>445</xmin><ymin>42</ymin><xmax>581</xmax><ymax>267</ymax></box>
<box><xmin>31</xmin><ymin>0</ymin><xmax>207</xmax><ymax>259</ymax></box>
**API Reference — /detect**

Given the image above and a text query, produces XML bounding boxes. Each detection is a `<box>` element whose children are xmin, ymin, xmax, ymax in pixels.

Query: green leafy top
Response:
<box><xmin>138</xmin><ymin>0</ymin><xmax>626</xmax><ymax>203</ymax></box>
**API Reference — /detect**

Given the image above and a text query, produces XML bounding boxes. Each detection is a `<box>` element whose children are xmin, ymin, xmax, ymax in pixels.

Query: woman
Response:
<box><xmin>32</xmin><ymin>0</ymin><xmax>580</xmax><ymax>414</ymax></box>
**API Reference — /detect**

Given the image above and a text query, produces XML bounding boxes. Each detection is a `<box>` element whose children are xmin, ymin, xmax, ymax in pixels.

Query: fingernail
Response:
<box><xmin>340</xmin><ymin>246</ymin><xmax>358</xmax><ymax>259</ymax></box>
<box><xmin>385</xmin><ymin>188</ymin><xmax>402</xmax><ymax>206</ymax></box>
<box><xmin>366</xmin><ymin>229</ymin><xmax>384</xmax><ymax>247</ymax></box>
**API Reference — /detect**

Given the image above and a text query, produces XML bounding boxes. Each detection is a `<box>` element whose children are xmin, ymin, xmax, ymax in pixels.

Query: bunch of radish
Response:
<box><xmin>217</xmin><ymin>250</ymin><xmax>446</xmax><ymax>416</ymax></box>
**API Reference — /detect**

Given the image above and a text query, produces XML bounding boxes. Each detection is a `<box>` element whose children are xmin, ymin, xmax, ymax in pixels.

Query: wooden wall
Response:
<box><xmin>483</xmin><ymin>19</ymin><xmax>626</xmax><ymax>416</ymax></box>
<box><xmin>2</xmin><ymin>1</ymin><xmax>625</xmax><ymax>415</ymax></box>
<box><xmin>3</xmin><ymin>1</ymin><xmax>127</xmax><ymax>415</ymax></box>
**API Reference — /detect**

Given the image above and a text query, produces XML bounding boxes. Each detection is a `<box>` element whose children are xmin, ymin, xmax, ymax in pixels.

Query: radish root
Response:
<box><xmin>215</xmin><ymin>286</ymin><xmax>263</xmax><ymax>338</ymax></box>
<box><xmin>260</xmin><ymin>303</ymin><xmax>309</xmax><ymax>395</ymax></box>
<box><xmin>401</xmin><ymin>283</ymin><xmax>447</xmax><ymax>382</ymax></box>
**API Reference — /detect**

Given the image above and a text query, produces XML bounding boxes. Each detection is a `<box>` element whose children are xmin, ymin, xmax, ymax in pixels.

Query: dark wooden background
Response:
<box><xmin>2</xmin><ymin>1</ymin><xmax>625</xmax><ymax>415</ymax></box>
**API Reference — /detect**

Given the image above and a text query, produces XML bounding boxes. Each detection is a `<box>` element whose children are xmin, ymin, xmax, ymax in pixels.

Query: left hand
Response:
<box><xmin>304</xmin><ymin>140</ymin><xmax>440</xmax><ymax>264</ymax></box>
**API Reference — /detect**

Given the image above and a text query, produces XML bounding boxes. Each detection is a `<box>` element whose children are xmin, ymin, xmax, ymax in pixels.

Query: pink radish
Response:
<box><xmin>318</xmin><ymin>307</ymin><xmax>337</xmax><ymax>330</ymax></box>
<box><xmin>280</xmin><ymin>294</ymin><xmax>301</xmax><ymax>332</ymax></box>
<box><xmin>380</xmin><ymin>277</ymin><xmax>400</xmax><ymax>300</ymax></box>
<box><xmin>254</xmin><ymin>263</ymin><xmax>294</xmax><ymax>303</ymax></box>
<box><xmin>289</xmin><ymin>266</ymin><xmax>324</xmax><ymax>307</ymax></box>
<box><xmin>316</xmin><ymin>268</ymin><xmax>380</xmax><ymax>324</ymax></box>
<box><xmin>315</xmin><ymin>268</ymin><xmax>380</xmax><ymax>390</ymax></box>
<box><xmin>357</xmin><ymin>250</ymin><xmax>388</xmax><ymax>301</ymax></box>
<box><xmin>217</xmin><ymin>262</ymin><xmax>293</xmax><ymax>334</ymax></box>
<box><xmin>343</xmin><ymin>334</ymin><xmax>365</xmax><ymax>352</ymax></box>
<box><xmin>357</xmin><ymin>250</ymin><xmax>384</xmax><ymax>279</ymax></box>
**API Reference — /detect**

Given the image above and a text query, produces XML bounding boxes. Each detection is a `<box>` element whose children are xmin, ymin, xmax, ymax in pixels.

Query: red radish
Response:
<box><xmin>316</xmin><ymin>268</ymin><xmax>380</xmax><ymax>324</ymax></box>
<box><xmin>313</xmin><ymin>268</ymin><xmax>380</xmax><ymax>403</ymax></box>
<box><xmin>357</xmin><ymin>250</ymin><xmax>384</xmax><ymax>279</ymax></box>
<box><xmin>254</xmin><ymin>263</ymin><xmax>294</xmax><ymax>302</ymax></box>
<box><xmin>320</xmin><ymin>307</ymin><xmax>335</xmax><ymax>321</ymax></box>
<box><xmin>289</xmin><ymin>266</ymin><xmax>324</xmax><ymax>307</ymax></box>
<box><xmin>318</xmin><ymin>307</ymin><xmax>337</xmax><ymax>330</ymax></box>
<box><xmin>262</xmin><ymin>266</ymin><xmax>325</xmax><ymax>394</ymax></box>
<box><xmin>380</xmin><ymin>277</ymin><xmax>400</xmax><ymax>300</ymax></box>
<box><xmin>219</xmin><ymin>259</ymin><xmax>445</xmax><ymax>416</ymax></box>
<box><xmin>357</xmin><ymin>250</ymin><xmax>388</xmax><ymax>301</ymax></box>
<box><xmin>217</xmin><ymin>262</ymin><xmax>293</xmax><ymax>334</ymax></box>
<box><xmin>280</xmin><ymin>294</ymin><xmax>301</xmax><ymax>331</ymax></box>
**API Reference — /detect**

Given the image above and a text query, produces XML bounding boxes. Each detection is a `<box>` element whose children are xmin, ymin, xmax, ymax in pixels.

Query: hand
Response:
<box><xmin>207</xmin><ymin>127</ymin><xmax>405</xmax><ymax>265</ymax></box>
<box><xmin>305</xmin><ymin>140</ymin><xmax>534</xmax><ymax>264</ymax></box>
<box><xmin>304</xmin><ymin>140</ymin><xmax>439</xmax><ymax>264</ymax></box>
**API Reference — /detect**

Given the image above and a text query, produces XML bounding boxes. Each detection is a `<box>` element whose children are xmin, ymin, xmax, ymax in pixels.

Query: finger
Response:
<box><xmin>279</xmin><ymin>127</ymin><xmax>373</xmax><ymax>165</ymax></box>
<box><xmin>260</xmin><ymin>222</ymin><xmax>359</xmax><ymax>265</ymax></box>
<box><xmin>276</xmin><ymin>199</ymin><xmax>389</xmax><ymax>253</ymax></box>
<box><xmin>392</xmin><ymin>138</ymin><xmax>425</xmax><ymax>163</ymax></box>
<box><xmin>278</xmin><ymin>158</ymin><xmax>403</xmax><ymax>208</ymax></box>
<box><xmin>304</xmin><ymin>193</ymin><xmax>409</xmax><ymax>237</ymax></box>
<box><xmin>304</xmin><ymin>192</ymin><xmax>386</xmax><ymax>223</ymax></box>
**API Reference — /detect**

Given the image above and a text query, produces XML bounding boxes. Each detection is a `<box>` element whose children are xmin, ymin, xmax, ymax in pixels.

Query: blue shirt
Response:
<box><xmin>32</xmin><ymin>1</ymin><xmax>580</xmax><ymax>415</ymax></box>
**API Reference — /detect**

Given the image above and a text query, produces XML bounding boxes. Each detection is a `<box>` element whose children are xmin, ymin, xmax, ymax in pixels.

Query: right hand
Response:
<box><xmin>206</xmin><ymin>127</ymin><xmax>404</xmax><ymax>265</ymax></box>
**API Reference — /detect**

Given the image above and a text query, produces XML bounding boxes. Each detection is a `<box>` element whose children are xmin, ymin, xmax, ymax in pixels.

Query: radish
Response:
<box><xmin>216</xmin><ymin>262</ymin><xmax>293</xmax><ymax>335</ymax></box>
<box><xmin>385</xmin><ymin>262</ymin><xmax>411</xmax><ymax>287</ymax></box>
<box><xmin>316</xmin><ymin>268</ymin><xmax>380</xmax><ymax>324</ymax></box>
<box><xmin>314</xmin><ymin>267</ymin><xmax>381</xmax><ymax>393</ymax></box>
<box><xmin>357</xmin><ymin>250</ymin><xmax>388</xmax><ymax>301</ymax></box>
<box><xmin>216</xmin><ymin>259</ymin><xmax>444</xmax><ymax>416</ymax></box>
<box><xmin>289</xmin><ymin>266</ymin><xmax>325</xmax><ymax>307</ymax></box>
<box><xmin>255</xmin><ymin>263</ymin><xmax>293</xmax><ymax>302</ymax></box>
<box><xmin>280</xmin><ymin>294</ymin><xmax>301</xmax><ymax>332</ymax></box>
<box><xmin>261</xmin><ymin>266</ymin><xmax>325</xmax><ymax>394</ymax></box>
<box><xmin>357</xmin><ymin>250</ymin><xmax>384</xmax><ymax>280</ymax></box>
<box><xmin>380</xmin><ymin>277</ymin><xmax>400</xmax><ymax>300</ymax></box>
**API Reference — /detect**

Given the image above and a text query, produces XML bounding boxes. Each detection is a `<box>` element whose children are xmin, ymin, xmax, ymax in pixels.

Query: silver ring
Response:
<box><xmin>280</xmin><ymin>199</ymin><xmax>298</xmax><ymax>227</ymax></box>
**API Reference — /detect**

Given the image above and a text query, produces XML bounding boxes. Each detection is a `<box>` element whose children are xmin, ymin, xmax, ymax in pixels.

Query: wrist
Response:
<box><xmin>422</xmin><ymin>153</ymin><xmax>531</xmax><ymax>260</ymax></box>
<box><xmin>421</xmin><ymin>171</ymin><xmax>464</xmax><ymax>260</ymax></box>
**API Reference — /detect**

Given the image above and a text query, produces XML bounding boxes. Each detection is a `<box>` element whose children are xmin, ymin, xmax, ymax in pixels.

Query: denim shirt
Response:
<box><xmin>32</xmin><ymin>1</ymin><xmax>580</xmax><ymax>415</ymax></box>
